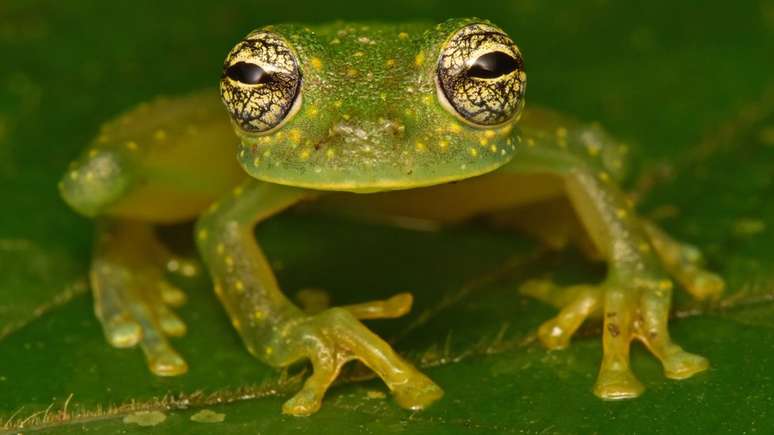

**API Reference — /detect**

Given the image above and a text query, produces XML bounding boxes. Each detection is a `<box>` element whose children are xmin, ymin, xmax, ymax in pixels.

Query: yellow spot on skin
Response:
<box><xmin>479</xmin><ymin>138</ymin><xmax>489</xmax><ymax>146</ymax></box>
<box><xmin>415</xmin><ymin>141</ymin><xmax>427</xmax><ymax>152</ymax></box>
<box><xmin>399</xmin><ymin>32</ymin><xmax>409</xmax><ymax>39</ymax></box>
<box><xmin>253</xmin><ymin>157</ymin><xmax>261</xmax><ymax>167</ymax></box>
<box><xmin>299</xmin><ymin>149</ymin><xmax>311</xmax><ymax>160</ymax></box>
<box><xmin>232</xmin><ymin>318</ymin><xmax>241</xmax><ymax>329</ymax></box>
<box><xmin>616</xmin><ymin>209</ymin><xmax>628</xmax><ymax>219</ymax></box>
<box><xmin>438</xmin><ymin>140</ymin><xmax>449</xmax><ymax>150</ymax></box>
<box><xmin>334</xmin><ymin>101</ymin><xmax>342</xmax><ymax>108</ymax></box>
<box><xmin>308</xmin><ymin>106</ymin><xmax>318</xmax><ymax>117</ymax></box>
<box><xmin>310</xmin><ymin>57</ymin><xmax>323</xmax><ymax>70</ymax></box>
<box><xmin>126</xmin><ymin>141</ymin><xmax>138</xmax><ymax>151</ymax></box>
<box><xmin>422</xmin><ymin>95</ymin><xmax>432</xmax><ymax>105</ymax></box>
<box><xmin>154</xmin><ymin>129</ymin><xmax>167</xmax><ymax>141</ymax></box>
<box><xmin>353</xmin><ymin>51</ymin><xmax>364</xmax><ymax>57</ymax></box>
<box><xmin>234</xmin><ymin>280</ymin><xmax>245</xmax><ymax>293</ymax></box>
<box><xmin>659</xmin><ymin>280</ymin><xmax>673</xmax><ymax>290</ymax></box>
<box><xmin>224</xmin><ymin>256</ymin><xmax>234</xmax><ymax>270</ymax></box>
<box><xmin>448</xmin><ymin>123</ymin><xmax>462</xmax><ymax>133</ymax></box>
<box><xmin>346</xmin><ymin>67</ymin><xmax>358</xmax><ymax>77</ymax></box>
<box><xmin>386</xmin><ymin>58</ymin><xmax>396</xmax><ymax>67</ymax></box>
<box><xmin>380</xmin><ymin>92</ymin><xmax>388</xmax><ymax>101</ymax></box>
<box><xmin>265</xmin><ymin>346</ymin><xmax>273</xmax><ymax>356</ymax></box>
<box><xmin>484</xmin><ymin>130</ymin><xmax>496</xmax><ymax>139</ymax></box>
<box><xmin>254</xmin><ymin>310</ymin><xmax>265</xmax><ymax>320</ymax></box>
<box><xmin>232</xmin><ymin>186</ymin><xmax>244</xmax><ymax>196</ymax></box>
<box><xmin>490</xmin><ymin>145</ymin><xmax>498</xmax><ymax>153</ymax></box>
<box><xmin>288</xmin><ymin>128</ymin><xmax>302</xmax><ymax>144</ymax></box>
<box><xmin>342</xmin><ymin>114</ymin><xmax>351</xmax><ymax>120</ymax></box>
<box><xmin>197</xmin><ymin>229</ymin><xmax>208</xmax><ymax>241</ymax></box>
<box><xmin>586</xmin><ymin>143</ymin><xmax>601</xmax><ymax>156</ymax></box>
<box><xmin>526</xmin><ymin>138</ymin><xmax>536</xmax><ymax>147</ymax></box>
<box><xmin>326</xmin><ymin>149</ymin><xmax>335</xmax><ymax>159</ymax></box>
<box><xmin>598</xmin><ymin>171</ymin><xmax>610</xmax><ymax>182</ymax></box>
<box><xmin>468</xmin><ymin>147</ymin><xmax>478</xmax><ymax>157</ymax></box>
<box><xmin>415</xmin><ymin>51</ymin><xmax>425</xmax><ymax>66</ymax></box>
<box><xmin>216</xmin><ymin>243</ymin><xmax>225</xmax><ymax>255</ymax></box>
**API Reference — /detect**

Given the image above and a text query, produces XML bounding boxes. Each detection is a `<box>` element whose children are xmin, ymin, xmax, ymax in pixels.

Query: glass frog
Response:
<box><xmin>59</xmin><ymin>18</ymin><xmax>725</xmax><ymax>416</ymax></box>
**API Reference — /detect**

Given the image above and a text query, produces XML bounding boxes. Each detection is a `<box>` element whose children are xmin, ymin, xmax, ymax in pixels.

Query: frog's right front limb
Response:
<box><xmin>195</xmin><ymin>180</ymin><xmax>443</xmax><ymax>416</ymax></box>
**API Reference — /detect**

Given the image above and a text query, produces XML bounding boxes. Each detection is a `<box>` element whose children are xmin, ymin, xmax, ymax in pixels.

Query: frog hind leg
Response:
<box><xmin>91</xmin><ymin>218</ymin><xmax>194</xmax><ymax>376</ymax></box>
<box><xmin>195</xmin><ymin>180</ymin><xmax>442</xmax><ymax>416</ymax></box>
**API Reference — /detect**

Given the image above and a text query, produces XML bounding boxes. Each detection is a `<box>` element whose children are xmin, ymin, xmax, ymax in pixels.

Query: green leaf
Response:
<box><xmin>2</xmin><ymin>0</ymin><xmax>773</xmax><ymax>433</ymax></box>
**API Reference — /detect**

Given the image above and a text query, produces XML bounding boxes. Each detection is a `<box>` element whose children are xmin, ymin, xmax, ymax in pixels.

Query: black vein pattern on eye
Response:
<box><xmin>437</xmin><ymin>25</ymin><xmax>526</xmax><ymax>125</ymax></box>
<box><xmin>220</xmin><ymin>33</ymin><xmax>300</xmax><ymax>133</ymax></box>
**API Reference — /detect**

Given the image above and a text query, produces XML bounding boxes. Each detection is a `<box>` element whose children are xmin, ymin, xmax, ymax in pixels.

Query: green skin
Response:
<box><xmin>59</xmin><ymin>18</ymin><xmax>725</xmax><ymax>416</ymax></box>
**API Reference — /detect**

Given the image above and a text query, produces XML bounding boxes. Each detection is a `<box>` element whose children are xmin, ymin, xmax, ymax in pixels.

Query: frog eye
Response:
<box><xmin>220</xmin><ymin>30</ymin><xmax>302</xmax><ymax>134</ymax></box>
<box><xmin>436</xmin><ymin>23</ymin><xmax>526</xmax><ymax>126</ymax></box>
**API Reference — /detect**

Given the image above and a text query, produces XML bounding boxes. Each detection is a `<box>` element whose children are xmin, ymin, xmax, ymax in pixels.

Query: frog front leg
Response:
<box><xmin>195</xmin><ymin>180</ymin><xmax>442</xmax><ymax>416</ymax></box>
<box><xmin>502</xmin><ymin>155</ymin><xmax>716</xmax><ymax>399</ymax></box>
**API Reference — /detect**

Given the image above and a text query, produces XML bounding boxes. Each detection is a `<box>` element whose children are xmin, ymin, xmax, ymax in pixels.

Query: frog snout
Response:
<box><xmin>59</xmin><ymin>150</ymin><xmax>132</xmax><ymax>217</ymax></box>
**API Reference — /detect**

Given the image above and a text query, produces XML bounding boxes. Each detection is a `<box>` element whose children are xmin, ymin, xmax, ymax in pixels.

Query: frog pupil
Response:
<box><xmin>226</xmin><ymin>61</ymin><xmax>268</xmax><ymax>85</ymax></box>
<box><xmin>467</xmin><ymin>52</ymin><xmax>519</xmax><ymax>79</ymax></box>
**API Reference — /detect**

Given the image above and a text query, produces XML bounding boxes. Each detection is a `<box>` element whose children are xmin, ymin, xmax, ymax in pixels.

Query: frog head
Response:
<box><xmin>221</xmin><ymin>18</ymin><xmax>526</xmax><ymax>193</ymax></box>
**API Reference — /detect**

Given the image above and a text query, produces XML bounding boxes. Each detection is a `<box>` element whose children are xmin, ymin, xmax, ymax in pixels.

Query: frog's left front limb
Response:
<box><xmin>500</xmin><ymin>144</ymin><xmax>721</xmax><ymax>399</ymax></box>
<box><xmin>195</xmin><ymin>180</ymin><xmax>442</xmax><ymax>416</ymax></box>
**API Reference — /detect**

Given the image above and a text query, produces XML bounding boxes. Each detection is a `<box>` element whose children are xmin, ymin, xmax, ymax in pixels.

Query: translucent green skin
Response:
<box><xmin>59</xmin><ymin>19</ymin><xmax>725</xmax><ymax>416</ymax></box>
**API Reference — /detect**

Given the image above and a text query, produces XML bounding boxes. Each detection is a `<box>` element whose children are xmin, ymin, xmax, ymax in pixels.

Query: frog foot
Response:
<box><xmin>276</xmin><ymin>299</ymin><xmax>440</xmax><ymax>416</ymax></box>
<box><xmin>520</xmin><ymin>276</ymin><xmax>709</xmax><ymax>399</ymax></box>
<box><xmin>91</xmin><ymin>220</ymin><xmax>191</xmax><ymax>376</ymax></box>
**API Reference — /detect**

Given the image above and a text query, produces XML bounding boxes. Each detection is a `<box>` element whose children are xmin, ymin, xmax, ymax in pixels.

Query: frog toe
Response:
<box><xmin>103</xmin><ymin>315</ymin><xmax>142</xmax><ymax>348</ymax></box>
<box><xmin>684</xmin><ymin>270</ymin><xmax>725</xmax><ymax>301</ymax></box>
<box><xmin>391</xmin><ymin>373</ymin><xmax>445</xmax><ymax>411</ymax></box>
<box><xmin>520</xmin><ymin>280</ymin><xmax>602</xmax><ymax>350</ymax></box>
<box><xmin>643</xmin><ymin>220</ymin><xmax>725</xmax><ymax>300</ymax></box>
<box><xmin>594</xmin><ymin>366</ymin><xmax>645</xmax><ymax>400</ymax></box>
<box><xmin>661</xmin><ymin>351</ymin><xmax>709</xmax><ymax>380</ymax></box>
